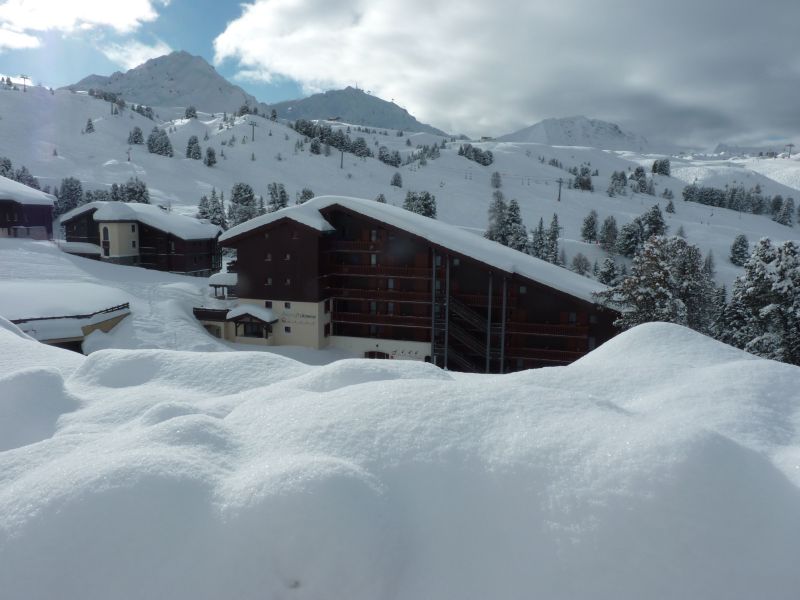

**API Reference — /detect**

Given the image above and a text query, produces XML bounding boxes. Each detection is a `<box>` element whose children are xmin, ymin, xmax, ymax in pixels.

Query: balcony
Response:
<box><xmin>501</xmin><ymin>322</ymin><xmax>589</xmax><ymax>337</ymax></box>
<box><xmin>328</xmin><ymin>264</ymin><xmax>437</xmax><ymax>278</ymax></box>
<box><xmin>503</xmin><ymin>347</ymin><xmax>585</xmax><ymax>363</ymax></box>
<box><xmin>332</xmin><ymin>311</ymin><xmax>431</xmax><ymax>328</ymax></box>
<box><xmin>327</xmin><ymin>287</ymin><xmax>432</xmax><ymax>303</ymax></box>
<box><xmin>327</xmin><ymin>240</ymin><xmax>384</xmax><ymax>252</ymax></box>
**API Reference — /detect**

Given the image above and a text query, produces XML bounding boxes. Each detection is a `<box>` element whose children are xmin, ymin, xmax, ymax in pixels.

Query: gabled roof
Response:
<box><xmin>220</xmin><ymin>195</ymin><xmax>607</xmax><ymax>303</ymax></box>
<box><xmin>60</xmin><ymin>201</ymin><xmax>222</xmax><ymax>240</ymax></box>
<box><xmin>0</xmin><ymin>175</ymin><xmax>55</xmax><ymax>206</ymax></box>
<box><xmin>226</xmin><ymin>304</ymin><xmax>277</xmax><ymax>323</ymax></box>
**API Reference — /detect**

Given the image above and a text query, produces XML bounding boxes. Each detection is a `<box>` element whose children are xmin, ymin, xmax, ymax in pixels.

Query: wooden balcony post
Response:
<box><xmin>500</xmin><ymin>277</ymin><xmax>507</xmax><ymax>374</ymax></box>
<box><xmin>444</xmin><ymin>254</ymin><xmax>450</xmax><ymax>368</ymax></box>
<box><xmin>485</xmin><ymin>273</ymin><xmax>493</xmax><ymax>373</ymax></box>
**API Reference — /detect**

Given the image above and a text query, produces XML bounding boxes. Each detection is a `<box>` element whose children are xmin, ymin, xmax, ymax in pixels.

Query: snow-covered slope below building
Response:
<box><xmin>65</xmin><ymin>51</ymin><xmax>261</xmax><ymax>114</ymax></box>
<box><xmin>1</xmin><ymin>321</ymin><xmax>799</xmax><ymax>599</ymax></box>
<box><xmin>498</xmin><ymin>116</ymin><xmax>650</xmax><ymax>152</ymax></box>
<box><xmin>266</xmin><ymin>86</ymin><xmax>448</xmax><ymax>135</ymax></box>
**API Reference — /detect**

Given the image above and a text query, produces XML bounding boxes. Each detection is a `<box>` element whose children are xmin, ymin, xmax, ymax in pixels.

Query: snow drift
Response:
<box><xmin>1</xmin><ymin>322</ymin><xmax>799</xmax><ymax>599</ymax></box>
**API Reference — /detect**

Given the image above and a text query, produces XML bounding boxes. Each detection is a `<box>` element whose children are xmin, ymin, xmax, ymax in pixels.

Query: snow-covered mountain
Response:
<box><xmin>498</xmin><ymin>116</ymin><xmax>650</xmax><ymax>152</ymax></box>
<box><xmin>266</xmin><ymin>86</ymin><xmax>448</xmax><ymax>135</ymax></box>
<box><xmin>64</xmin><ymin>51</ymin><xmax>261</xmax><ymax>114</ymax></box>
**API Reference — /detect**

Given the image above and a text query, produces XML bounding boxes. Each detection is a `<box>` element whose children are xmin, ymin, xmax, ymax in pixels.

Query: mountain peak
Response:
<box><xmin>497</xmin><ymin>116</ymin><xmax>649</xmax><ymax>151</ymax></box>
<box><xmin>65</xmin><ymin>52</ymin><xmax>258</xmax><ymax>113</ymax></box>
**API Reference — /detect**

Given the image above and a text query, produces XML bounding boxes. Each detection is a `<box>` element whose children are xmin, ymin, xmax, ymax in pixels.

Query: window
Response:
<box><xmin>370</xmin><ymin>301</ymin><xmax>377</xmax><ymax>314</ymax></box>
<box><xmin>324</xmin><ymin>299</ymin><xmax>330</xmax><ymax>314</ymax></box>
<box><xmin>131</xmin><ymin>224</ymin><xmax>136</xmax><ymax>233</ymax></box>
<box><xmin>519</xmin><ymin>285</ymin><xmax>527</xmax><ymax>294</ymax></box>
<box><xmin>102</xmin><ymin>227</ymin><xmax>109</xmax><ymax>241</ymax></box>
<box><xmin>265</xmin><ymin>301</ymin><xmax>273</xmax><ymax>309</ymax></box>
<box><xmin>284</xmin><ymin>253</ymin><xmax>291</xmax><ymax>260</ymax></box>
<box><xmin>589</xmin><ymin>314</ymin><xmax>597</xmax><ymax>324</ymax></box>
<box><xmin>265</xmin><ymin>252</ymin><xmax>272</xmax><ymax>261</ymax></box>
<box><xmin>370</xmin><ymin>229</ymin><xmax>378</xmax><ymax>242</ymax></box>
<box><xmin>452</xmin><ymin>258</ymin><xmax>460</xmax><ymax>266</ymax></box>
<box><xmin>284</xmin><ymin>326</ymin><xmax>291</xmax><ymax>334</ymax></box>
<box><xmin>169</xmin><ymin>241</ymin><xmax>175</xmax><ymax>253</ymax></box>
<box><xmin>292</xmin><ymin>230</ymin><xmax>299</xmax><ymax>239</ymax></box>
<box><xmin>435</xmin><ymin>255</ymin><xmax>442</xmax><ymax>267</ymax></box>
<box><xmin>266</xmin><ymin>277</ymin><xmax>272</xmax><ymax>286</ymax></box>
<box><xmin>569</xmin><ymin>312</ymin><xmax>577</xmax><ymax>324</ymax></box>
<box><xmin>284</xmin><ymin>302</ymin><xmax>291</xmax><ymax>309</ymax></box>
<box><xmin>264</xmin><ymin>232</ymin><xmax>269</xmax><ymax>239</ymax></box>
<box><xmin>369</xmin><ymin>324</ymin><xmax>378</xmax><ymax>336</ymax></box>
<box><xmin>242</xmin><ymin>322</ymin><xmax>263</xmax><ymax>338</ymax></box>
<box><xmin>588</xmin><ymin>337</ymin><xmax>597</xmax><ymax>351</ymax></box>
<box><xmin>324</xmin><ymin>323</ymin><xmax>331</xmax><ymax>337</ymax></box>
<box><xmin>387</xmin><ymin>278</ymin><xmax>395</xmax><ymax>290</ymax></box>
<box><xmin>370</xmin><ymin>254</ymin><xmax>377</xmax><ymax>266</ymax></box>
<box><xmin>284</xmin><ymin>278</ymin><xmax>291</xmax><ymax>285</ymax></box>
<box><xmin>387</xmin><ymin>302</ymin><xmax>395</xmax><ymax>315</ymax></box>
<box><xmin>131</xmin><ymin>240</ymin><xmax>136</xmax><ymax>248</ymax></box>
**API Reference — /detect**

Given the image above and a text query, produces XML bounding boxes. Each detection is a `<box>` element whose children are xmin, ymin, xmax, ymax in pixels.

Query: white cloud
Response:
<box><xmin>101</xmin><ymin>38</ymin><xmax>172</xmax><ymax>70</ymax></box>
<box><xmin>0</xmin><ymin>27</ymin><xmax>39</xmax><ymax>51</ymax></box>
<box><xmin>0</xmin><ymin>0</ymin><xmax>168</xmax><ymax>49</ymax></box>
<box><xmin>213</xmin><ymin>0</ymin><xmax>800</xmax><ymax>145</ymax></box>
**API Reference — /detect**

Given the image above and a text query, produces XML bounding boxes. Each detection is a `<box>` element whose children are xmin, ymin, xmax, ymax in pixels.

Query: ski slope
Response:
<box><xmin>1</xmin><ymin>85</ymin><xmax>798</xmax><ymax>290</ymax></box>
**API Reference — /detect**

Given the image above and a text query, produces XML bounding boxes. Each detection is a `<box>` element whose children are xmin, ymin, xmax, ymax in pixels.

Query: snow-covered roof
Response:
<box><xmin>60</xmin><ymin>201</ymin><xmax>222</xmax><ymax>240</ymax></box>
<box><xmin>0</xmin><ymin>281</ymin><xmax>129</xmax><ymax>321</ymax></box>
<box><xmin>221</xmin><ymin>195</ymin><xmax>606</xmax><ymax>303</ymax></box>
<box><xmin>209</xmin><ymin>271</ymin><xmax>237</xmax><ymax>286</ymax></box>
<box><xmin>57</xmin><ymin>241</ymin><xmax>102</xmax><ymax>255</ymax></box>
<box><xmin>226</xmin><ymin>304</ymin><xmax>277</xmax><ymax>323</ymax></box>
<box><xmin>0</xmin><ymin>175</ymin><xmax>55</xmax><ymax>206</ymax></box>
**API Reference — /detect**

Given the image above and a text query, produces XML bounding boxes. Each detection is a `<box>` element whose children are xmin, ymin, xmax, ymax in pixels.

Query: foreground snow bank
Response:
<box><xmin>1</xmin><ymin>323</ymin><xmax>799</xmax><ymax>600</ymax></box>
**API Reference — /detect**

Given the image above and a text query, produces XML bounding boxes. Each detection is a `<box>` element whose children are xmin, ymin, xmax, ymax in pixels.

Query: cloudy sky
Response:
<box><xmin>0</xmin><ymin>0</ymin><xmax>797</xmax><ymax>148</ymax></box>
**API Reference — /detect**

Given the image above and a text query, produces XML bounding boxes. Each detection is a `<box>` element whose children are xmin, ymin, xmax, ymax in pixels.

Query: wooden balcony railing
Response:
<box><xmin>501</xmin><ymin>323</ymin><xmax>589</xmax><ymax>337</ymax></box>
<box><xmin>503</xmin><ymin>347</ymin><xmax>585</xmax><ymax>362</ymax></box>
<box><xmin>328</xmin><ymin>264</ymin><xmax>436</xmax><ymax>278</ymax></box>
<box><xmin>326</xmin><ymin>240</ymin><xmax>384</xmax><ymax>252</ymax></box>
<box><xmin>327</xmin><ymin>287</ymin><xmax>432</xmax><ymax>302</ymax></box>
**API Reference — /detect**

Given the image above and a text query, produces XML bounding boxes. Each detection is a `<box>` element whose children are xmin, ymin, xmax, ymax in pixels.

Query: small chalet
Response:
<box><xmin>194</xmin><ymin>195</ymin><xmax>618</xmax><ymax>373</ymax></box>
<box><xmin>60</xmin><ymin>201</ymin><xmax>222</xmax><ymax>276</ymax></box>
<box><xmin>0</xmin><ymin>175</ymin><xmax>56</xmax><ymax>240</ymax></box>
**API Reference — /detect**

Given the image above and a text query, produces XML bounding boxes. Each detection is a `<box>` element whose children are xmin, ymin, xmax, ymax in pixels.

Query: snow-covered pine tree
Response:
<box><xmin>127</xmin><ymin>126</ymin><xmax>144</xmax><ymax>145</ymax></box>
<box><xmin>529</xmin><ymin>218</ymin><xmax>546</xmax><ymax>259</ymax></box>
<box><xmin>599</xmin><ymin>215</ymin><xmax>618</xmax><ymax>251</ymax></box>
<box><xmin>642</xmin><ymin>204</ymin><xmax>667</xmax><ymax>237</ymax></box>
<box><xmin>375</xmin><ymin>193</ymin><xmax>386</xmax><ymax>203</ymax></box>
<box><xmin>122</xmin><ymin>177</ymin><xmax>150</xmax><ymax>203</ymax></box>
<box><xmin>615</xmin><ymin>220</ymin><xmax>644</xmax><ymax>257</ymax></box>
<box><xmin>228</xmin><ymin>183</ymin><xmax>257</xmax><ymax>225</ymax></box>
<box><xmin>597</xmin><ymin>257</ymin><xmax>618</xmax><ymax>285</ymax></box>
<box><xmin>484</xmin><ymin>191</ymin><xmax>508</xmax><ymax>245</ymax></box>
<box><xmin>14</xmin><ymin>165</ymin><xmax>39</xmax><ymax>189</ymax></box>
<box><xmin>257</xmin><ymin>196</ymin><xmax>266</xmax><ymax>216</ymax></box>
<box><xmin>186</xmin><ymin>136</ymin><xmax>202</xmax><ymax>160</ymax></box>
<box><xmin>774</xmin><ymin>197</ymin><xmax>795</xmax><ymax>226</ymax></box>
<box><xmin>665</xmin><ymin>199</ymin><xmax>675</xmax><ymax>213</ymax></box>
<box><xmin>197</xmin><ymin>194</ymin><xmax>211</xmax><ymax>219</ymax></box>
<box><xmin>403</xmin><ymin>191</ymin><xmax>437</xmax><ymax>218</ymax></box>
<box><xmin>703</xmin><ymin>250</ymin><xmax>716</xmax><ymax>278</ymax></box>
<box><xmin>147</xmin><ymin>127</ymin><xmax>173</xmax><ymax>157</ymax></box>
<box><xmin>85</xmin><ymin>118</ymin><xmax>94</xmax><ymax>133</ymax></box>
<box><xmin>506</xmin><ymin>199</ymin><xmax>529</xmax><ymax>252</ymax></box>
<box><xmin>391</xmin><ymin>172</ymin><xmax>402</xmax><ymax>187</ymax></box>
<box><xmin>581</xmin><ymin>210</ymin><xmax>598</xmax><ymax>243</ymax></box>
<box><xmin>545</xmin><ymin>214</ymin><xmax>561</xmax><ymax>264</ymax></box>
<box><xmin>491</xmin><ymin>171</ymin><xmax>502</xmax><ymax>189</ymax></box>
<box><xmin>185</xmin><ymin>106</ymin><xmax>197</xmax><ymax>119</ymax></box>
<box><xmin>297</xmin><ymin>188</ymin><xmax>314</xmax><ymax>204</ymax></box>
<box><xmin>207</xmin><ymin>189</ymin><xmax>227</xmax><ymax>230</ymax></box>
<box><xmin>55</xmin><ymin>177</ymin><xmax>83</xmax><ymax>216</ymax></box>
<box><xmin>730</xmin><ymin>234</ymin><xmax>750</xmax><ymax>266</ymax></box>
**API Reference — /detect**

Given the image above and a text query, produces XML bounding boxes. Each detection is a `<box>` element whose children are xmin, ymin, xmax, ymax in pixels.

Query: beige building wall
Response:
<box><xmin>232</xmin><ymin>298</ymin><xmax>332</xmax><ymax>349</ymax></box>
<box><xmin>101</xmin><ymin>222</ymin><xmax>139</xmax><ymax>258</ymax></box>
<box><xmin>329</xmin><ymin>336</ymin><xmax>431</xmax><ymax>361</ymax></box>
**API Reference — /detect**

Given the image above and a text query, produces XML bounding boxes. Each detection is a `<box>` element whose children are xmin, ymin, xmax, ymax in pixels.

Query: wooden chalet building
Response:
<box><xmin>0</xmin><ymin>175</ymin><xmax>55</xmax><ymax>240</ymax></box>
<box><xmin>195</xmin><ymin>196</ymin><xmax>617</xmax><ymax>373</ymax></box>
<box><xmin>60</xmin><ymin>201</ymin><xmax>222</xmax><ymax>276</ymax></box>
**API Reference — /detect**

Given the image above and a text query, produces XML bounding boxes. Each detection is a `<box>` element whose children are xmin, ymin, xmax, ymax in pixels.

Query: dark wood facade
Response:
<box><xmin>0</xmin><ymin>199</ymin><xmax>53</xmax><ymax>239</ymax></box>
<box><xmin>222</xmin><ymin>204</ymin><xmax>617</xmax><ymax>373</ymax></box>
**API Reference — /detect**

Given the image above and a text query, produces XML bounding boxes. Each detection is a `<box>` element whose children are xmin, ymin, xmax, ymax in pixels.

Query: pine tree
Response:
<box><xmin>297</xmin><ymin>188</ymin><xmax>315</xmax><ymax>204</ymax></box>
<box><xmin>146</xmin><ymin>127</ymin><xmax>173</xmax><ymax>157</ymax></box>
<box><xmin>484</xmin><ymin>191</ymin><xmax>508</xmax><ymax>244</ymax></box>
<box><xmin>127</xmin><ymin>126</ymin><xmax>144</xmax><ymax>145</ymax></box>
<box><xmin>55</xmin><ymin>177</ymin><xmax>83</xmax><ymax>216</ymax></box>
<box><xmin>665</xmin><ymin>199</ymin><xmax>675</xmax><ymax>213</ymax></box>
<box><xmin>491</xmin><ymin>171</ymin><xmax>502</xmax><ymax>189</ymax></box>
<box><xmin>506</xmin><ymin>199</ymin><xmax>529</xmax><ymax>252</ymax></box>
<box><xmin>545</xmin><ymin>214</ymin><xmax>561</xmax><ymax>264</ymax></box>
<box><xmin>642</xmin><ymin>204</ymin><xmax>667</xmax><ymax>237</ymax></box>
<box><xmin>730</xmin><ymin>234</ymin><xmax>750</xmax><ymax>266</ymax></box>
<box><xmin>197</xmin><ymin>194</ymin><xmax>211</xmax><ymax>219</ymax></box>
<box><xmin>85</xmin><ymin>118</ymin><xmax>94</xmax><ymax>133</ymax></box>
<box><xmin>13</xmin><ymin>165</ymin><xmax>39</xmax><ymax>189</ymax></box>
<box><xmin>122</xmin><ymin>177</ymin><xmax>150</xmax><ymax>203</ymax></box>
<box><xmin>186</xmin><ymin>135</ymin><xmax>202</xmax><ymax>160</ymax></box>
<box><xmin>616</xmin><ymin>221</ymin><xmax>643</xmax><ymax>257</ymax></box>
<box><xmin>207</xmin><ymin>189</ymin><xmax>227</xmax><ymax>229</ymax></box>
<box><xmin>257</xmin><ymin>196</ymin><xmax>266</xmax><ymax>216</ymax></box>
<box><xmin>774</xmin><ymin>197</ymin><xmax>795</xmax><ymax>226</ymax></box>
<box><xmin>229</xmin><ymin>183</ymin><xmax>257</xmax><ymax>225</ymax></box>
<box><xmin>703</xmin><ymin>250</ymin><xmax>716</xmax><ymax>279</ymax></box>
<box><xmin>529</xmin><ymin>218</ymin><xmax>547</xmax><ymax>259</ymax></box>
<box><xmin>375</xmin><ymin>193</ymin><xmax>386</xmax><ymax>203</ymax></box>
<box><xmin>595</xmin><ymin>236</ymin><xmax>716</xmax><ymax>332</ymax></box>
<box><xmin>204</xmin><ymin>147</ymin><xmax>217</xmax><ymax>167</ymax></box>
<box><xmin>391</xmin><ymin>172</ymin><xmax>403</xmax><ymax>187</ymax></box>
<box><xmin>267</xmin><ymin>182</ymin><xmax>289</xmax><ymax>212</ymax></box>
<box><xmin>599</xmin><ymin>215</ymin><xmax>618</xmax><ymax>251</ymax></box>
<box><xmin>185</xmin><ymin>105</ymin><xmax>197</xmax><ymax>119</ymax></box>
<box><xmin>581</xmin><ymin>210</ymin><xmax>598</xmax><ymax>242</ymax></box>
<box><xmin>597</xmin><ymin>257</ymin><xmax>619</xmax><ymax>286</ymax></box>
<box><xmin>403</xmin><ymin>191</ymin><xmax>437</xmax><ymax>218</ymax></box>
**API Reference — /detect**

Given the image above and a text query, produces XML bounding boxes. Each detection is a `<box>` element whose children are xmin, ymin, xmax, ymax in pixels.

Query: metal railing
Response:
<box><xmin>11</xmin><ymin>302</ymin><xmax>130</xmax><ymax>324</ymax></box>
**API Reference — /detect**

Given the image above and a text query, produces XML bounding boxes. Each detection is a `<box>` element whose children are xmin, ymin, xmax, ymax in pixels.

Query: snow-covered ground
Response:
<box><xmin>2</xmin><ymin>85</ymin><xmax>798</xmax><ymax>291</ymax></box>
<box><xmin>1</xmin><ymin>321</ymin><xmax>799</xmax><ymax>599</ymax></box>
